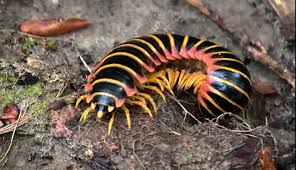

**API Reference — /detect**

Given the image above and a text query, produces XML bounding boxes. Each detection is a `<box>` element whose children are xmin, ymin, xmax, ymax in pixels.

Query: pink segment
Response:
<box><xmin>156</xmin><ymin>52</ymin><xmax>168</xmax><ymax>63</ymax></box>
<box><xmin>142</xmin><ymin>63</ymin><xmax>155</xmax><ymax>73</ymax></box>
<box><xmin>163</xmin><ymin>48</ymin><xmax>175</xmax><ymax>60</ymax></box>
<box><xmin>179</xmin><ymin>46</ymin><xmax>190</xmax><ymax>59</ymax></box>
<box><xmin>84</xmin><ymin>83</ymin><xmax>93</xmax><ymax>92</ymax></box>
<box><xmin>87</xmin><ymin>73</ymin><xmax>96</xmax><ymax>82</ymax></box>
<box><xmin>115</xmin><ymin>98</ymin><xmax>125</xmax><ymax>107</ymax></box>
<box><xmin>124</xmin><ymin>86</ymin><xmax>137</xmax><ymax>96</ymax></box>
<box><xmin>171</xmin><ymin>46</ymin><xmax>182</xmax><ymax>59</ymax></box>
<box><xmin>194</xmin><ymin>49</ymin><xmax>206</xmax><ymax>60</ymax></box>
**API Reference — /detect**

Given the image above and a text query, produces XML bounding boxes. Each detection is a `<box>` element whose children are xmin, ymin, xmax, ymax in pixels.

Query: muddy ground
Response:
<box><xmin>0</xmin><ymin>0</ymin><xmax>295</xmax><ymax>170</ymax></box>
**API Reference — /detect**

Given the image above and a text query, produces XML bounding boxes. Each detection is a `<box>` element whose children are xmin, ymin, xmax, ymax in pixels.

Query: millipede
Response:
<box><xmin>76</xmin><ymin>33</ymin><xmax>252</xmax><ymax>134</ymax></box>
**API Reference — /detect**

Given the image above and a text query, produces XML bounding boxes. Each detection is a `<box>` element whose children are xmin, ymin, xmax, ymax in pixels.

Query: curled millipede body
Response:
<box><xmin>76</xmin><ymin>33</ymin><xmax>252</xmax><ymax>134</ymax></box>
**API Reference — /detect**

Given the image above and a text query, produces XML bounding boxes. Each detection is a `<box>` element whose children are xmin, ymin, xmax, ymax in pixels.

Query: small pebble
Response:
<box><xmin>48</xmin><ymin>99</ymin><xmax>67</xmax><ymax>111</ymax></box>
<box><xmin>84</xmin><ymin>149</ymin><xmax>94</xmax><ymax>160</ymax></box>
<box><xmin>0</xmin><ymin>120</ymin><xmax>4</xmax><ymax>128</ymax></box>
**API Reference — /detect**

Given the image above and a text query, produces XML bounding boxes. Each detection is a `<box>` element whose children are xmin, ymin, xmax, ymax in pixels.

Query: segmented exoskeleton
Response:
<box><xmin>76</xmin><ymin>33</ymin><xmax>252</xmax><ymax>134</ymax></box>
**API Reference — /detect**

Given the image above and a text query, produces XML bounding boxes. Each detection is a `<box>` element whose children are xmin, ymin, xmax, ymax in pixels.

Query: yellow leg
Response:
<box><xmin>166</xmin><ymin>69</ymin><xmax>178</xmax><ymax>89</ymax></box>
<box><xmin>147</xmin><ymin>77</ymin><xmax>165</xmax><ymax>91</ymax></box>
<box><xmin>108</xmin><ymin>112</ymin><xmax>115</xmax><ymax>135</ymax></box>
<box><xmin>143</xmin><ymin>85</ymin><xmax>166</xmax><ymax>101</ymax></box>
<box><xmin>160</xmin><ymin>75</ymin><xmax>174</xmax><ymax>95</ymax></box>
<box><xmin>126</xmin><ymin>99</ymin><xmax>153</xmax><ymax>118</ymax></box>
<box><xmin>184</xmin><ymin>72</ymin><xmax>202</xmax><ymax>90</ymax></box>
<box><xmin>121</xmin><ymin>105</ymin><xmax>131</xmax><ymax>129</ymax></box>
<box><xmin>194</xmin><ymin>78</ymin><xmax>206</xmax><ymax>94</ymax></box>
<box><xmin>179</xmin><ymin>71</ymin><xmax>191</xmax><ymax>89</ymax></box>
<box><xmin>79</xmin><ymin>102</ymin><xmax>96</xmax><ymax>122</ymax></box>
<box><xmin>177</xmin><ymin>70</ymin><xmax>186</xmax><ymax>90</ymax></box>
<box><xmin>173</xmin><ymin>70</ymin><xmax>180</xmax><ymax>89</ymax></box>
<box><xmin>166</xmin><ymin>69</ymin><xmax>174</xmax><ymax>88</ymax></box>
<box><xmin>76</xmin><ymin>94</ymin><xmax>87</xmax><ymax>107</ymax></box>
<box><xmin>138</xmin><ymin>92</ymin><xmax>157</xmax><ymax>113</ymax></box>
<box><xmin>131</xmin><ymin>95</ymin><xmax>147</xmax><ymax>106</ymax></box>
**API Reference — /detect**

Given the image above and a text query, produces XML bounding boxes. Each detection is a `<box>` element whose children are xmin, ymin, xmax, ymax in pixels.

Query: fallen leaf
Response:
<box><xmin>19</xmin><ymin>17</ymin><xmax>90</xmax><ymax>36</ymax></box>
<box><xmin>6</xmin><ymin>119</ymin><xmax>17</xmax><ymax>124</ymax></box>
<box><xmin>253</xmin><ymin>82</ymin><xmax>277</xmax><ymax>95</ymax></box>
<box><xmin>259</xmin><ymin>146</ymin><xmax>276</xmax><ymax>170</ymax></box>
<box><xmin>50</xmin><ymin>105</ymin><xmax>77</xmax><ymax>138</ymax></box>
<box><xmin>0</xmin><ymin>103</ymin><xmax>19</xmax><ymax>120</ymax></box>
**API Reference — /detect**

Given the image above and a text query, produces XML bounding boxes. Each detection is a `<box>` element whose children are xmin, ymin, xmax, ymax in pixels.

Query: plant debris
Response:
<box><xmin>259</xmin><ymin>146</ymin><xmax>276</xmax><ymax>170</ymax></box>
<box><xmin>0</xmin><ymin>103</ymin><xmax>20</xmax><ymax>124</ymax></box>
<box><xmin>50</xmin><ymin>105</ymin><xmax>78</xmax><ymax>138</ymax></box>
<box><xmin>0</xmin><ymin>103</ymin><xmax>29</xmax><ymax>135</ymax></box>
<box><xmin>19</xmin><ymin>17</ymin><xmax>91</xmax><ymax>36</ymax></box>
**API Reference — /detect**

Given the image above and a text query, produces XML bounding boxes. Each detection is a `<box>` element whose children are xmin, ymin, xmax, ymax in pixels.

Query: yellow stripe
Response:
<box><xmin>182</xmin><ymin>35</ymin><xmax>189</xmax><ymax>47</ymax></box>
<box><xmin>203</xmin><ymin>92</ymin><xmax>226</xmax><ymax>113</ymax></box>
<box><xmin>213</xmin><ymin>57</ymin><xmax>245</xmax><ymax>66</ymax></box>
<box><xmin>193</xmin><ymin>39</ymin><xmax>205</xmax><ymax>48</ymax></box>
<box><xmin>148</xmin><ymin>34</ymin><xmax>166</xmax><ymax>50</ymax></box>
<box><xmin>167</xmin><ymin>33</ymin><xmax>175</xmax><ymax>49</ymax></box>
<box><xmin>210</xmin><ymin>75</ymin><xmax>250</xmax><ymax>101</ymax></box>
<box><xmin>91</xmin><ymin>78</ymin><xmax>129</xmax><ymax>90</ymax></box>
<box><xmin>98</xmin><ymin>52</ymin><xmax>145</xmax><ymax>67</ymax></box>
<box><xmin>207</xmin><ymin>85</ymin><xmax>244</xmax><ymax>111</ymax></box>
<box><xmin>132</xmin><ymin>38</ymin><xmax>160</xmax><ymax>55</ymax></box>
<box><xmin>91</xmin><ymin>92</ymin><xmax>118</xmax><ymax>103</ymax></box>
<box><xmin>215</xmin><ymin>66</ymin><xmax>252</xmax><ymax>85</ymax></box>
<box><xmin>204</xmin><ymin>44</ymin><xmax>219</xmax><ymax>51</ymax></box>
<box><xmin>110</xmin><ymin>43</ymin><xmax>156</xmax><ymax>64</ymax></box>
<box><xmin>94</xmin><ymin>63</ymin><xmax>139</xmax><ymax>78</ymax></box>
<box><xmin>207</xmin><ymin>51</ymin><xmax>248</xmax><ymax>67</ymax></box>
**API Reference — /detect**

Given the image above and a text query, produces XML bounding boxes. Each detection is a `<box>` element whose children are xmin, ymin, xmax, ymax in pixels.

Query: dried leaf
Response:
<box><xmin>50</xmin><ymin>105</ymin><xmax>77</xmax><ymax>138</ymax></box>
<box><xmin>259</xmin><ymin>146</ymin><xmax>276</xmax><ymax>170</ymax></box>
<box><xmin>19</xmin><ymin>17</ymin><xmax>90</xmax><ymax>36</ymax></box>
<box><xmin>253</xmin><ymin>82</ymin><xmax>277</xmax><ymax>95</ymax></box>
<box><xmin>0</xmin><ymin>103</ymin><xmax>19</xmax><ymax>120</ymax></box>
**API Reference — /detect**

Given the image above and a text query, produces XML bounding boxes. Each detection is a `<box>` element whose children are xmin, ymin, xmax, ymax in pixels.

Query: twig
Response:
<box><xmin>79</xmin><ymin>55</ymin><xmax>92</xmax><ymax>73</ymax></box>
<box><xmin>215</xmin><ymin>112</ymin><xmax>252</xmax><ymax>130</ymax></box>
<box><xmin>56</xmin><ymin>82</ymin><xmax>68</xmax><ymax>98</ymax></box>
<box><xmin>159</xmin><ymin>120</ymin><xmax>181</xmax><ymax>136</ymax></box>
<box><xmin>246</xmin><ymin>41</ymin><xmax>295</xmax><ymax>90</ymax></box>
<box><xmin>167</xmin><ymin>94</ymin><xmax>202</xmax><ymax>124</ymax></box>
<box><xmin>0</xmin><ymin>115</ymin><xmax>29</xmax><ymax>135</ymax></box>
<box><xmin>133</xmin><ymin>139</ymin><xmax>145</xmax><ymax>169</ymax></box>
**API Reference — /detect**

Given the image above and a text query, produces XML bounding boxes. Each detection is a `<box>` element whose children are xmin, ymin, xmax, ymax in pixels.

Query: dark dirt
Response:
<box><xmin>0</xmin><ymin>0</ymin><xmax>295</xmax><ymax>170</ymax></box>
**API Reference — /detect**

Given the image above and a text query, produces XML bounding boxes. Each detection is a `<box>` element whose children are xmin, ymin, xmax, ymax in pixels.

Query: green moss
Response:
<box><xmin>23</xmin><ymin>82</ymin><xmax>43</xmax><ymax>97</ymax></box>
<box><xmin>45</xmin><ymin>39</ymin><xmax>58</xmax><ymax>51</ymax></box>
<box><xmin>21</xmin><ymin>36</ymin><xmax>37</xmax><ymax>54</ymax></box>
<box><xmin>0</xmin><ymin>64</ymin><xmax>59</xmax><ymax>136</ymax></box>
<box><xmin>0</xmin><ymin>63</ymin><xmax>56</xmax><ymax>115</ymax></box>
<box><xmin>30</xmin><ymin>91</ymin><xmax>57</xmax><ymax>115</ymax></box>
<box><xmin>0</xmin><ymin>64</ymin><xmax>17</xmax><ymax>85</ymax></box>
<box><xmin>0</xmin><ymin>89</ymin><xmax>15</xmax><ymax>105</ymax></box>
